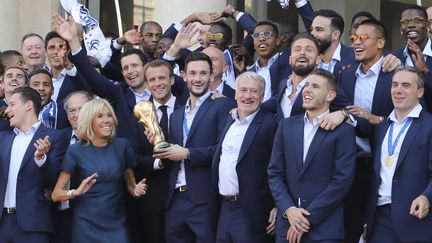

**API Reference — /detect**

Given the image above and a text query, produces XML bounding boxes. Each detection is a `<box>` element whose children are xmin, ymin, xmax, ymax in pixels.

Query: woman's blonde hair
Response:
<box><xmin>76</xmin><ymin>98</ymin><xmax>118</xmax><ymax>144</ymax></box>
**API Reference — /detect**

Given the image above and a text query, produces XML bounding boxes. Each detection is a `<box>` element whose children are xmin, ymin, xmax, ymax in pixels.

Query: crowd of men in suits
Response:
<box><xmin>1</xmin><ymin>0</ymin><xmax>432</xmax><ymax>242</ymax></box>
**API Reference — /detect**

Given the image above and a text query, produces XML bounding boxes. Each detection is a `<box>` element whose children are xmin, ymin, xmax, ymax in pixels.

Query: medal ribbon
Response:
<box><xmin>388</xmin><ymin>118</ymin><xmax>413</xmax><ymax>156</ymax></box>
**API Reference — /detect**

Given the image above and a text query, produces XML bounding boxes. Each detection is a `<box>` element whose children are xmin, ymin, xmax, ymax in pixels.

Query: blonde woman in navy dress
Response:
<box><xmin>52</xmin><ymin>99</ymin><xmax>147</xmax><ymax>243</ymax></box>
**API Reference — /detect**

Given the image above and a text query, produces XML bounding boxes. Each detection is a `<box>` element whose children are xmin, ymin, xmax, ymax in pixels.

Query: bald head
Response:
<box><xmin>202</xmin><ymin>46</ymin><xmax>227</xmax><ymax>82</ymax></box>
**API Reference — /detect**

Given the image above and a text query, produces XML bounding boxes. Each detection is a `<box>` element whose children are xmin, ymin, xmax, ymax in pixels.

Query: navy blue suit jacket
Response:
<box><xmin>0</xmin><ymin>100</ymin><xmax>11</xmax><ymax>131</ymax></box>
<box><xmin>166</xmin><ymin>96</ymin><xmax>236</xmax><ymax>207</ymax></box>
<box><xmin>332</xmin><ymin>44</ymin><xmax>355</xmax><ymax>77</ymax></box>
<box><xmin>221</xmin><ymin>83</ymin><xmax>235</xmax><ymax>100</ymax></box>
<box><xmin>0</xmin><ymin>125</ymin><xmax>68</xmax><ymax>232</ymax></box>
<box><xmin>268</xmin><ymin>115</ymin><xmax>356</xmax><ymax>240</ymax></box>
<box><xmin>212</xmin><ymin>110</ymin><xmax>277</xmax><ymax>231</ymax></box>
<box><xmin>339</xmin><ymin>63</ymin><xmax>394</xmax><ymax>138</ymax></box>
<box><xmin>366</xmin><ymin>110</ymin><xmax>432</xmax><ymax>242</ymax></box>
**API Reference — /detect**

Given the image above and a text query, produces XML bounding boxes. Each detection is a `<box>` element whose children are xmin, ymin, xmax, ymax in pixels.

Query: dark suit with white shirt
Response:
<box><xmin>212</xmin><ymin>109</ymin><xmax>277</xmax><ymax>243</ymax></box>
<box><xmin>165</xmin><ymin>95</ymin><xmax>235</xmax><ymax>243</ymax></box>
<box><xmin>268</xmin><ymin>114</ymin><xmax>356</xmax><ymax>242</ymax></box>
<box><xmin>366</xmin><ymin>109</ymin><xmax>432</xmax><ymax>242</ymax></box>
<box><xmin>0</xmin><ymin>125</ymin><xmax>68</xmax><ymax>242</ymax></box>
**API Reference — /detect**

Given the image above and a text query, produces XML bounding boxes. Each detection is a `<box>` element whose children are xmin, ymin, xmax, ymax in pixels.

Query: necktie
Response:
<box><xmin>159</xmin><ymin>105</ymin><xmax>169</xmax><ymax>138</ymax></box>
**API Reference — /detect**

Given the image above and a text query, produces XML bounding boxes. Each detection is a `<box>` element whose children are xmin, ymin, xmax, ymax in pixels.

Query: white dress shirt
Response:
<box><xmin>4</xmin><ymin>121</ymin><xmax>43</xmax><ymax>208</ymax></box>
<box><xmin>218</xmin><ymin>109</ymin><xmax>259</xmax><ymax>196</ymax></box>
<box><xmin>175</xmin><ymin>92</ymin><xmax>212</xmax><ymax>188</ymax></box>
<box><xmin>303</xmin><ymin>110</ymin><xmax>329</xmax><ymax>162</ymax></box>
<box><xmin>248</xmin><ymin>53</ymin><xmax>279</xmax><ymax>102</ymax></box>
<box><xmin>51</xmin><ymin>67</ymin><xmax>77</xmax><ymax>102</ymax></box>
<box><xmin>354</xmin><ymin>56</ymin><xmax>383</xmax><ymax>153</ymax></box>
<box><xmin>403</xmin><ymin>38</ymin><xmax>432</xmax><ymax>67</ymax></box>
<box><xmin>130</xmin><ymin>87</ymin><xmax>151</xmax><ymax>103</ymax></box>
<box><xmin>280</xmin><ymin>76</ymin><xmax>309</xmax><ymax>118</ymax></box>
<box><xmin>153</xmin><ymin>95</ymin><xmax>176</xmax><ymax>170</ymax></box>
<box><xmin>318</xmin><ymin>43</ymin><xmax>342</xmax><ymax>73</ymax></box>
<box><xmin>212</xmin><ymin>81</ymin><xmax>225</xmax><ymax>95</ymax></box>
<box><xmin>377</xmin><ymin>104</ymin><xmax>422</xmax><ymax>206</ymax></box>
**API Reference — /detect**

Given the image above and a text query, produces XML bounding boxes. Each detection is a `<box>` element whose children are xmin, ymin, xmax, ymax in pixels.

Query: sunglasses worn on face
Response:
<box><xmin>206</xmin><ymin>32</ymin><xmax>224</xmax><ymax>40</ymax></box>
<box><xmin>252</xmin><ymin>31</ymin><xmax>273</xmax><ymax>39</ymax></box>
<box><xmin>350</xmin><ymin>34</ymin><xmax>370</xmax><ymax>43</ymax></box>
<box><xmin>400</xmin><ymin>16</ymin><xmax>426</xmax><ymax>25</ymax></box>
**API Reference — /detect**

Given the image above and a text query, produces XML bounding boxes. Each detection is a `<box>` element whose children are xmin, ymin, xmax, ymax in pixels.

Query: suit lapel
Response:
<box><xmin>237</xmin><ymin>111</ymin><xmax>263</xmax><ymax>163</ymax></box>
<box><xmin>1</xmin><ymin>132</ymin><xmax>15</xmax><ymax>180</ymax></box>
<box><xmin>126</xmin><ymin>89</ymin><xmax>137</xmax><ymax>110</ymax></box>
<box><xmin>395</xmin><ymin>116</ymin><xmax>422</xmax><ymax>171</ymax></box>
<box><xmin>291</xmin><ymin>86</ymin><xmax>306</xmax><ymax>116</ymax></box>
<box><xmin>342</xmin><ymin>65</ymin><xmax>358</xmax><ymax>102</ymax></box>
<box><xmin>374</xmin><ymin>119</ymin><xmax>391</xmax><ymax>178</ymax></box>
<box><xmin>185</xmin><ymin>97</ymin><xmax>212</xmax><ymax>145</ymax></box>
<box><xmin>301</xmin><ymin>128</ymin><xmax>326</xmax><ymax>176</ymax></box>
<box><xmin>371</xmin><ymin>71</ymin><xmax>392</xmax><ymax>114</ymax></box>
<box><xmin>292</xmin><ymin>116</ymin><xmax>304</xmax><ymax>173</ymax></box>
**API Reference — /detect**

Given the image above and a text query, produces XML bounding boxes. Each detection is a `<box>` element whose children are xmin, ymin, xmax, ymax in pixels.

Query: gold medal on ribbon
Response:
<box><xmin>385</xmin><ymin>155</ymin><xmax>394</xmax><ymax>167</ymax></box>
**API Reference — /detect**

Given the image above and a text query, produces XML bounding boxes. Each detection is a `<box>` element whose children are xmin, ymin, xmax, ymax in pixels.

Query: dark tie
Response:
<box><xmin>71</xmin><ymin>134</ymin><xmax>80</xmax><ymax>144</ymax></box>
<box><xmin>159</xmin><ymin>105</ymin><xmax>169</xmax><ymax>138</ymax></box>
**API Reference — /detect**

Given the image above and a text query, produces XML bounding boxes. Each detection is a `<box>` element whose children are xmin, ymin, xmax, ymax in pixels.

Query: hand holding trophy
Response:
<box><xmin>134</xmin><ymin>100</ymin><xmax>170</xmax><ymax>151</ymax></box>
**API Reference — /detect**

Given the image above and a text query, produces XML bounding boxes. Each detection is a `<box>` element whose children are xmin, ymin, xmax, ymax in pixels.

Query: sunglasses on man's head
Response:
<box><xmin>252</xmin><ymin>31</ymin><xmax>273</xmax><ymax>40</ymax></box>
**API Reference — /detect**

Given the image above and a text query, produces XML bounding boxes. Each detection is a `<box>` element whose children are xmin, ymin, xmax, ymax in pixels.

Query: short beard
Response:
<box><xmin>292</xmin><ymin>63</ymin><xmax>315</xmax><ymax>77</ymax></box>
<box><xmin>318</xmin><ymin>38</ymin><xmax>332</xmax><ymax>54</ymax></box>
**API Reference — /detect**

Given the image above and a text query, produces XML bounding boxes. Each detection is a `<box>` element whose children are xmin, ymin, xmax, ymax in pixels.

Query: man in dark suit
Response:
<box><xmin>272</xmin><ymin>33</ymin><xmax>349</xmax><ymax>126</ymax></box>
<box><xmin>268</xmin><ymin>69</ymin><xmax>356</xmax><ymax>243</ymax></box>
<box><xmin>365</xmin><ymin>66</ymin><xmax>432</xmax><ymax>242</ymax></box>
<box><xmin>337</xmin><ymin>19</ymin><xmax>395</xmax><ymax>243</ymax></box>
<box><xmin>202</xmin><ymin>46</ymin><xmax>235</xmax><ymax>100</ymax></box>
<box><xmin>0</xmin><ymin>87</ymin><xmax>68</xmax><ymax>242</ymax></box>
<box><xmin>311</xmin><ymin>10</ymin><xmax>353</xmax><ymax>75</ymax></box>
<box><xmin>128</xmin><ymin>59</ymin><xmax>187</xmax><ymax>243</ymax></box>
<box><xmin>212</xmin><ymin>71</ymin><xmax>277</xmax><ymax>243</ymax></box>
<box><xmin>153</xmin><ymin>52</ymin><xmax>235</xmax><ymax>243</ymax></box>
<box><xmin>392</xmin><ymin>5</ymin><xmax>432</xmax><ymax>113</ymax></box>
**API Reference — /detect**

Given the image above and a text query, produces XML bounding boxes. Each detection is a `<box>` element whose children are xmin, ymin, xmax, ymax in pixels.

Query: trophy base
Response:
<box><xmin>154</xmin><ymin>141</ymin><xmax>171</xmax><ymax>152</ymax></box>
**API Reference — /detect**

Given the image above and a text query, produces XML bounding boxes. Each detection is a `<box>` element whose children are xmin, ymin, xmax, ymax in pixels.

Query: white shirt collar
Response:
<box><xmin>186</xmin><ymin>91</ymin><xmax>211</xmax><ymax>110</ymax></box>
<box><xmin>388</xmin><ymin>103</ymin><xmax>422</xmax><ymax>123</ymax></box>
<box><xmin>13</xmin><ymin>121</ymin><xmax>42</xmax><ymax>135</ymax></box>
<box><xmin>303</xmin><ymin>110</ymin><xmax>330</xmax><ymax>125</ymax></box>
<box><xmin>254</xmin><ymin>52</ymin><xmax>280</xmax><ymax>69</ymax></box>
<box><xmin>332</xmin><ymin>42</ymin><xmax>342</xmax><ymax>62</ymax></box>
<box><xmin>231</xmin><ymin>108</ymin><xmax>259</xmax><ymax>124</ymax></box>
<box><xmin>403</xmin><ymin>38</ymin><xmax>432</xmax><ymax>59</ymax></box>
<box><xmin>355</xmin><ymin>56</ymin><xmax>383</xmax><ymax>77</ymax></box>
<box><xmin>213</xmin><ymin>81</ymin><xmax>225</xmax><ymax>94</ymax></box>
<box><xmin>153</xmin><ymin>94</ymin><xmax>176</xmax><ymax>110</ymax></box>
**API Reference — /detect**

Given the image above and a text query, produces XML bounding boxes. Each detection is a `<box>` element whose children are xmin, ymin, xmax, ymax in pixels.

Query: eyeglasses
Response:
<box><xmin>252</xmin><ymin>31</ymin><xmax>273</xmax><ymax>39</ymax></box>
<box><xmin>205</xmin><ymin>32</ymin><xmax>224</xmax><ymax>40</ymax></box>
<box><xmin>400</xmin><ymin>16</ymin><xmax>426</xmax><ymax>25</ymax></box>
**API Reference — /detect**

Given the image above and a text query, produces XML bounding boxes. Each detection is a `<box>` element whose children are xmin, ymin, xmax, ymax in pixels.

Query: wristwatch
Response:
<box><xmin>341</xmin><ymin>108</ymin><xmax>350</xmax><ymax>122</ymax></box>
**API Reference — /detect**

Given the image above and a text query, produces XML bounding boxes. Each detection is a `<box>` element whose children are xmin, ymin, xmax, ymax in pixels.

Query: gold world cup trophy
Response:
<box><xmin>134</xmin><ymin>100</ymin><xmax>170</xmax><ymax>151</ymax></box>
